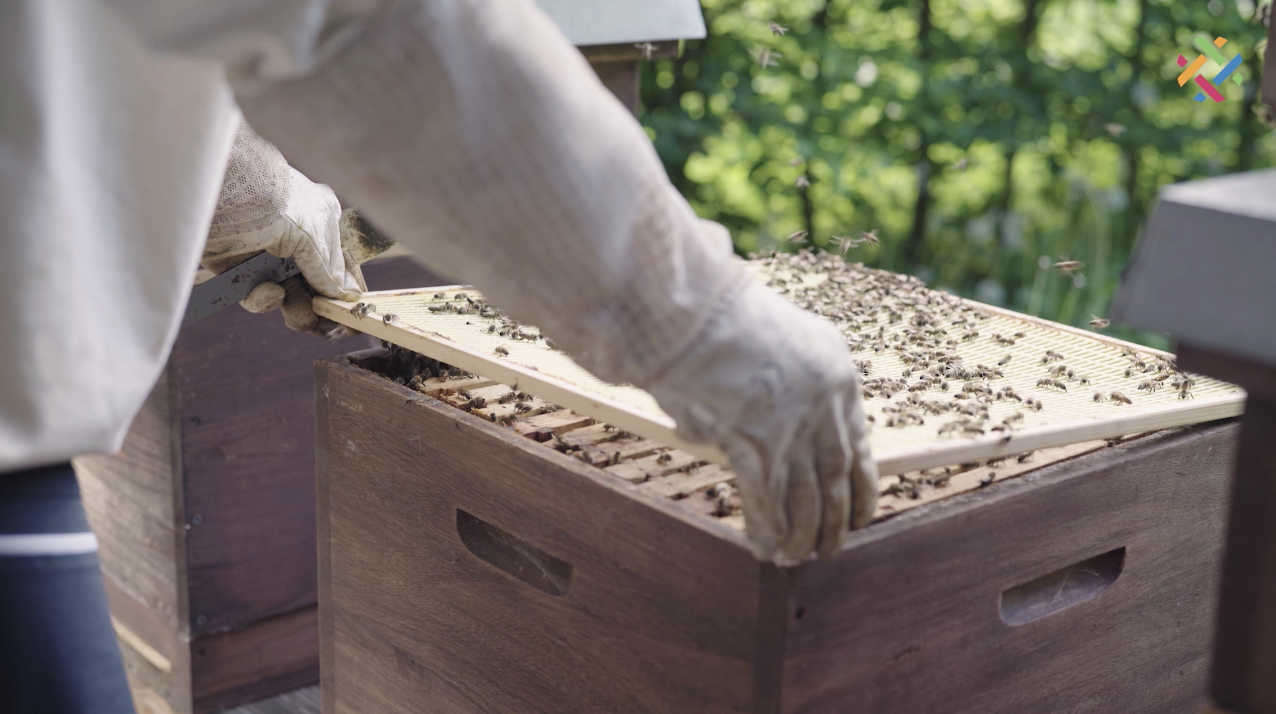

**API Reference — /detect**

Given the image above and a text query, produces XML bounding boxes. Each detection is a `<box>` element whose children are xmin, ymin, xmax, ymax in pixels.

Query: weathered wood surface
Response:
<box><xmin>590</xmin><ymin>60</ymin><xmax>640</xmax><ymax>114</ymax></box>
<box><xmin>77</xmin><ymin>368</ymin><xmax>192</xmax><ymax>714</ymax></box>
<box><xmin>318</xmin><ymin>355</ymin><xmax>1237</xmax><ymax>714</ymax></box>
<box><xmin>317</xmin><ymin>358</ymin><xmax>760</xmax><ymax>714</ymax></box>
<box><xmin>780</xmin><ymin>423</ymin><xmax>1235</xmax><ymax>714</ymax></box>
<box><xmin>191</xmin><ymin>607</ymin><xmax>320</xmax><ymax>714</ymax></box>
<box><xmin>580</xmin><ymin>41</ymin><xmax>680</xmax><ymax>62</ymax></box>
<box><xmin>1180</xmin><ymin>343</ymin><xmax>1276</xmax><ymax>714</ymax></box>
<box><xmin>223</xmin><ymin>686</ymin><xmax>321</xmax><ymax>714</ymax></box>
<box><xmin>178</xmin><ymin>255</ymin><xmax>440</xmax><ymax>636</ymax></box>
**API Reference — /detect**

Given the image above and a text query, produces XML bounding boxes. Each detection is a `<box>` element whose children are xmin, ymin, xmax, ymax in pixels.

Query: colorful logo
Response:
<box><xmin>1177</xmin><ymin>36</ymin><xmax>1244</xmax><ymax>103</ymax></box>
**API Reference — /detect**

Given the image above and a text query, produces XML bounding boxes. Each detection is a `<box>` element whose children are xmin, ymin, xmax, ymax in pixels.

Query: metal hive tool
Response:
<box><xmin>314</xmin><ymin>257</ymin><xmax>1243</xmax><ymax>476</ymax></box>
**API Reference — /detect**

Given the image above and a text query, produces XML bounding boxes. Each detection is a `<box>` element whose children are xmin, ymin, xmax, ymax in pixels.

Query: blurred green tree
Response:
<box><xmin>641</xmin><ymin>0</ymin><xmax>1274</xmax><ymax>348</ymax></box>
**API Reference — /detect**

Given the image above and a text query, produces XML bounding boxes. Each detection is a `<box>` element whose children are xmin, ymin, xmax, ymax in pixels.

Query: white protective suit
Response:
<box><xmin>1</xmin><ymin>0</ymin><xmax>876</xmax><ymax>561</ymax></box>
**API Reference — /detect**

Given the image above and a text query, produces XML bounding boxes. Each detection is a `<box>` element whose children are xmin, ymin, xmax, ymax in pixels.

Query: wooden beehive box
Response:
<box><xmin>316</xmin><ymin>345</ymin><xmax>1238</xmax><ymax>714</ymax></box>
<box><xmin>73</xmin><ymin>257</ymin><xmax>438</xmax><ymax>714</ymax></box>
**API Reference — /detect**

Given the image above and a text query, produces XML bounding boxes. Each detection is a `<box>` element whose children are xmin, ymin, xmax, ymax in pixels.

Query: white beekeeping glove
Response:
<box><xmin>204</xmin><ymin>119</ymin><xmax>365</xmax><ymax>336</ymax></box>
<box><xmin>648</xmin><ymin>279</ymin><xmax>878</xmax><ymax>563</ymax></box>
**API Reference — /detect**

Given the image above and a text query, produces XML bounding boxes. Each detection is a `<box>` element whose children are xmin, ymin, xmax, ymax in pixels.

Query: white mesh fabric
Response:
<box><xmin>208</xmin><ymin>119</ymin><xmax>291</xmax><ymax>240</ymax></box>
<box><xmin>236</xmin><ymin>0</ymin><xmax>750</xmax><ymax>387</ymax></box>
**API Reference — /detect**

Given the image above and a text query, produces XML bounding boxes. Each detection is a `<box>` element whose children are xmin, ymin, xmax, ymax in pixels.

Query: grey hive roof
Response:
<box><xmin>535</xmin><ymin>0</ymin><xmax>706</xmax><ymax>45</ymax></box>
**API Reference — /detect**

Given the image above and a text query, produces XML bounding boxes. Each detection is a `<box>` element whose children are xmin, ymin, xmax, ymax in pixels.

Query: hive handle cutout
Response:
<box><xmin>456</xmin><ymin>509</ymin><xmax>573</xmax><ymax>596</ymax></box>
<box><xmin>1000</xmin><ymin>547</ymin><xmax>1125</xmax><ymax>625</ymax></box>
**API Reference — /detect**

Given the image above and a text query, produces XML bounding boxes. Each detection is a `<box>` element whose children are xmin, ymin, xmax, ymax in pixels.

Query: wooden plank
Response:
<box><xmin>589</xmin><ymin>60</ymin><xmax>640</xmax><ymax>114</ymax></box>
<box><xmin>580</xmin><ymin>41</ymin><xmax>680</xmax><ymax>62</ymax></box>
<box><xmin>780</xmin><ymin>423</ymin><xmax>1236</xmax><ymax>713</ymax></box>
<box><xmin>191</xmin><ymin>606</ymin><xmax>320</xmax><ymax>714</ymax></box>
<box><xmin>75</xmin><ymin>372</ymin><xmax>182</xmax><ymax>659</ymax></box>
<box><xmin>513</xmin><ymin>410</ymin><xmax>595</xmax><ymax>435</ymax></box>
<box><xmin>76</xmin><ymin>369</ymin><xmax>193</xmax><ymax>714</ymax></box>
<box><xmin>222</xmin><ymin>686</ymin><xmax>321</xmax><ymax>714</ymax></box>
<box><xmin>317</xmin><ymin>358</ymin><xmax>760</xmax><ymax>714</ymax></box>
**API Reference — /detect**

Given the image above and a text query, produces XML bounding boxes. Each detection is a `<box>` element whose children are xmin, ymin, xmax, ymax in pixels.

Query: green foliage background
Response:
<box><xmin>640</xmin><ymin>0</ymin><xmax>1275</xmax><ymax>348</ymax></box>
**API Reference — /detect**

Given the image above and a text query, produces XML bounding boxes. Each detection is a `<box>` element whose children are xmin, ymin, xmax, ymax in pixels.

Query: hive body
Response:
<box><xmin>316</xmin><ymin>350</ymin><xmax>1236</xmax><ymax>714</ymax></box>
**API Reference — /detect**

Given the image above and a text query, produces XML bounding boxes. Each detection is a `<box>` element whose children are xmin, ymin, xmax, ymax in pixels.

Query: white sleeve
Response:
<box><xmin>227</xmin><ymin>0</ymin><xmax>751</xmax><ymax>386</ymax></box>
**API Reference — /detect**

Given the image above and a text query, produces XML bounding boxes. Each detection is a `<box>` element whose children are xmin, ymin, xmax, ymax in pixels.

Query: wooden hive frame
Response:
<box><xmin>313</xmin><ymin>260</ymin><xmax>1243</xmax><ymax>476</ymax></box>
<box><xmin>339</xmin><ymin>346</ymin><xmax>1166</xmax><ymax>529</ymax></box>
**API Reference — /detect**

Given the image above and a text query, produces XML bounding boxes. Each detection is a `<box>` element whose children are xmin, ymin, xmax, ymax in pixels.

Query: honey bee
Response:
<box><xmin>348</xmin><ymin>302</ymin><xmax>366</xmax><ymax>316</ymax></box>
<box><xmin>494</xmin><ymin>346</ymin><xmax>509</xmax><ymax>357</ymax></box>
<box><xmin>382</xmin><ymin>313</ymin><xmax>399</xmax><ymax>324</ymax></box>
<box><xmin>1053</xmin><ymin>260</ymin><xmax>1085</xmax><ymax>272</ymax></box>
<box><xmin>486</xmin><ymin>324</ymin><xmax>496</xmax><ymax>333</ymax></box>
<box><xmin>835</xmin><ymin>235</ymin><xmax>855</xmax><ymax>254</ymax></box>
<box><xmin>786</xmin><ymin>230</ymin><xmax>809</xmax><ymax>244</ymax></box>
<box><xmin>1036</xmin><ymin>378</ymin><xmax>1067</xmax><ymax>392</ymax></box>
<box><xmin>1042</xmin><ymin>350</ymin><xmax>1064</xmax><ymax>363</ymax></box>
<box><xmin>656</xmin><ymin>453</ymin><xmax>673</xmax><ymax>466</ymax></box>
<box><xmin>1136</xmin><ymin>380</ymin><xmax>1161</xmax><ymax>393</ymax></box>
<box><xmin>1177</xmin><ymin>377</ymin><xmax>1195</xmax><ymax>399</ymax></box>
<box><xmin>793</xmin><ymin>173</ymin><xmax>809</xmax><ymax>188</ymax></box>
<box><xmin>1013</xmin><ymin>332</ymin><xmax>1026</xmax><ymax>338</ymax></box>
<box><xmin>768</xmin><ymin>21</ymin><xmax>788</xmax><ymax>35</ymax></box>
<box><xmin>634</xmin><ymin>41</ymin><xmax>657</xmax><ymax>60</ymax></box>
<box><xmin>1089</xmin><ymin>315</ymin><xmax>1110</xmax><ymax>329</ymax></box>
<box><xmin>860</xmin><ymin>229</ymin><xmax>880</xmax><ymax>247</ymax></box>
<box><xmin>979</xmin><ymin>473</ymin><xmax>996</xmax><ymax>487</ymax></box>
<box><xmin>1109</xmin><ymin>391</ymin><xmax>1132</xmax><ymax>405</ymax></box>
<box><xmin>1047</xmin><ymin>364</ymin><xmax>1069</xmax><ymax>377</ymax></box>
<box><xmin>1093</xmin><ymin>392</ymin><xmax>1106</xmax><ymax>402</ymax></box>
<box><xmin>1017</xmin><ymin>451</ymin><xmax>1035</xmax><ymax>463</ymax></box>
<box><xmin>433</xmin><ymin>292</ymin><xmax>445</xmax><ymax>300</ymax></box>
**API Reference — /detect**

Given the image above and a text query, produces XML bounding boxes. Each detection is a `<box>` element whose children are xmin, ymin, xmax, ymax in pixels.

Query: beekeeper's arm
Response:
<box><xmin>104</xmin><ymin>0</ymin><xmax>877</xmax><ymax>562</ymax></box>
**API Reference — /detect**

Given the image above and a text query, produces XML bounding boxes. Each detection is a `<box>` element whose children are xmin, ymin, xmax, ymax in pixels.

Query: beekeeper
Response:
<box><xmin>0</xmin><ymin>1</ymin><xmax>877</xmax><ymax>710</ymax></box>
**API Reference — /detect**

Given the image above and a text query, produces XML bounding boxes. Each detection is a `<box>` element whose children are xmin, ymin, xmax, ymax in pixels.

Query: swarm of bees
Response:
<box><xmin>748</xmin><ymin>251</ymin><xmax>1211</xmax><ymax>447</ymax></box>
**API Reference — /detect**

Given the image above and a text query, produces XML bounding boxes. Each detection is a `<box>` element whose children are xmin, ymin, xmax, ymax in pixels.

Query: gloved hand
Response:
<box><xmin>203</xmin><ymin>119</ymin><xmax>365</xmax><ymax>337</ymax></box>
<box><xmin>648</xmin><ymin>279</ymin><xmax>878</xmax><ymax>564</ymax></box>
